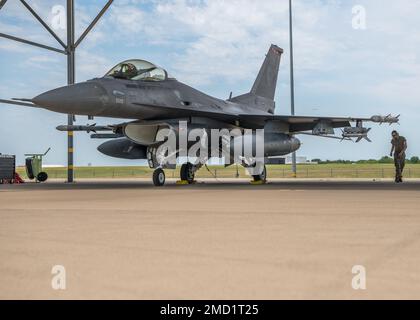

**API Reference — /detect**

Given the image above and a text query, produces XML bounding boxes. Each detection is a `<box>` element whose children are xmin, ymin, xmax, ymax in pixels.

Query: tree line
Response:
<box><xmin>311</xmin><ymin>156</ymin><xmax>420</xmax><ymax>164</ymax></box>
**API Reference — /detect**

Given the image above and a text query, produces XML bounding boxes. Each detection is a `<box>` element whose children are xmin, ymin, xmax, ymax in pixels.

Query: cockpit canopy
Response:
<box><xmin>104</xmin><ymin>59</ymin><xmax>169</xmax><ymax>81</ymax></box>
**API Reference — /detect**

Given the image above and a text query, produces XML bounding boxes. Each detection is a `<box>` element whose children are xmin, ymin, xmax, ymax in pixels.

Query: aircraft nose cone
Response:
<box><xmin>33</xmin><ymin>81</ymin><xmax>108</xmax><ymax>115</ymax></box>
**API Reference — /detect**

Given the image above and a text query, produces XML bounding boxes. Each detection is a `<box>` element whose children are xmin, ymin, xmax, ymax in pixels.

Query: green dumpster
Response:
<box><xmin>25</xmin><ymin>148</ymin><xmax>51</xmax><ymax>182</ymax></box>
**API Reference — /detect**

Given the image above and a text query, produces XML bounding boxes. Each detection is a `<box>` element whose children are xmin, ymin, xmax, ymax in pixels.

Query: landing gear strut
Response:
<box><xmin>252</xmin><ymin>164</ymin><xmax>267</xmax><ymax>183</ymax></box>
<box><xmin>243</xmin><ymin>161</ymin><xmax>267</xmax><ymax>184</ymax></box>
<box><xmin>152</xmin><ymin>168</ymin><xmax>166</xmax><ymax>187</ymax></box>
<box><xmin>147</xmin><ymin>145</ymin><xmax>174</xmax><ymax>187</ymax></box>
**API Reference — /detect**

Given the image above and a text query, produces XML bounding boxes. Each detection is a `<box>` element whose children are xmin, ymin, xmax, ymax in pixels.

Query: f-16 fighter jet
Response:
<box><xmin>1</xmin><ymin>45</ymin><xmax>399</xmax><ymax>186</ymax></box>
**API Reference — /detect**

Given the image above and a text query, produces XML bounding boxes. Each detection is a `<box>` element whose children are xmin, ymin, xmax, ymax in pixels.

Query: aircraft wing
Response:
<box><xmin>238</xmin><ymin>114</ymin><xmax>390</xmax><ymax>132</ymax></box>
<box><xmin>267</xmin><ymin>115</ymin><xmax>351</xmax><ymax>132</ymax></box>
<box><xmin>1</xmin><ymin>97</ymin><xmax>396</xmax><ymax>133</ymax></box>
<box><xmin>130</xmin><ymin>103</ymin><xmax>381</xmax><ymax>132</ymax></box>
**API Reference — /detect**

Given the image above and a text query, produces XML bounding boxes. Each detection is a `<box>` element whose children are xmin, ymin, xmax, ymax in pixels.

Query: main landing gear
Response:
<box><xmin>147</xmin><ymin>143</ymin><xmax>203</xmax><ymax>186</ymax></box>
<box><xmin>243</xmin><ymin>161</ymin><xmax>267</xmax><ymax>185</ymax></box>
<box><xmin>180</xmin><ymin>162</ymin><xmax>196</xmax><ymax>184</ymax></box>
<box><xmin>152</xmin><ymin>163</ymin><xmax>199</xmax><ymax>186</ymax></box>
<box><xmin>152</xmin><ymin>163</ymin><xmax>267</xmax><ymax>186</ymax></box>
<box><xmin>252</xmin><ymin>164</ymin><xmax>267</xmax><ymax>183</ymax></box>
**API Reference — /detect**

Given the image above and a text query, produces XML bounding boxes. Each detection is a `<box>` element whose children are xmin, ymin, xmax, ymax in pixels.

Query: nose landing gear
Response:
<box><xmin>152</xmin><ymin>168</ymin><xmax>166</xmax><ymax>187</ymax></box>
<box><xmin>147</xmin><ymin>146</ymin><xmax>174</xmax><ymax>187</ymax></box>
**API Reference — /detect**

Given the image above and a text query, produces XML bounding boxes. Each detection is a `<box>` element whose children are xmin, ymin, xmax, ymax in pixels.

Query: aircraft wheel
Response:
<box><xmin>252</xmin><ymin>165</ymin><xmax>267</xmax><ymax>182</ymax></box>
<box><xmin>180</xmin><ymin>163</ymin><xmax>195</xmax><ymax>184</ymax></box>
<box><xmin>153</xmin><ymin>168</ymin><xmax>165</xmax><ymax>187</ymax></box>
<box><xmin>37</xmin><ymin>172</ymin><xmax>48</xmax><ymax>182</ymax></box>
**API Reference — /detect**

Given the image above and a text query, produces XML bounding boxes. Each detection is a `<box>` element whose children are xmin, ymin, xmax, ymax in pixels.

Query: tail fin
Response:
<box><xmin>251</xmin><ymin>44</ymin><xmax>283</xmax><ymax>100</ymax></box>
<box><xmin>230</xmin><ymin>44</ymin><xmax>283</xmax><ymax>113</ymax></box>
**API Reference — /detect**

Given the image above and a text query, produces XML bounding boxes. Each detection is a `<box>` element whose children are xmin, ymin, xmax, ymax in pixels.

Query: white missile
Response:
<box><xmin>370</xmin><ymin>114</ymin><xmax>400</xmax><ymax>125</ymax></box>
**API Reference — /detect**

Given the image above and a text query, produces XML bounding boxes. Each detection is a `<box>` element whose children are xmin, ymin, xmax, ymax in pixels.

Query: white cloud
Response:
<box><xmin>101</xmin><ymin>0</ymin><xmax>347</xmax><ymax>87</ymax></box>
<box><xmin>76</xmin><ymin>49</ymin><xmax>113</xmax><ymax>81</ymax></box>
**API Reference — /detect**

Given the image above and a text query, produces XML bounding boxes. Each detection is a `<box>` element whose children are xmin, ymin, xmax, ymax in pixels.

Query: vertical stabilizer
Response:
<box><xmin>251</xmin><ymin>44</ymin><xmax>283</xmax><ymax>100</ymax></box>
<box><xmin>230</xmin><ymin>45</ymin><xmax>283</xmax><ymax>114</ymax></box>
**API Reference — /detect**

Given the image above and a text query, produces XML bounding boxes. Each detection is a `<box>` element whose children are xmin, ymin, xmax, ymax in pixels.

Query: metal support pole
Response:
<box><xmin>0</xmin><ymin>0</ymin><xmax>8</xmax><ymax>10</ymax></box>
<box><xmin>74</xmin><ymin>0</ymin><xmax>114</xmax><ymax>48</ymax></box>
<box><xmin>0</xmin><ymin>32</ymin><xmax>66</xmax><ymax>54</ymax></box>
<box><xmin>67</xmin><ymin>0</ymin><xmax>75</xmax><ymax>183</ymax></box>
<box><xmin>20</xmin><ymin>0</ymin><xmax>66</xmax><ymax>49</ymax></box>
<box><xmin>0</xmin><ymin>0</ymin><xmax>113</xmax><ymax>184</ymax></box>
<box><xmin>289</xmin><ymin>0</ymin><xmax>297</xmax><ymax>177</ymax></box>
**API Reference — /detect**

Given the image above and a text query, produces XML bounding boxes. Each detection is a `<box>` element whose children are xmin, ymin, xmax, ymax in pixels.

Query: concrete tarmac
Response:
<box><xmin>1</xmin><ymin>179</ymin><xmax>420</xmax><ymax>299</ymax></box>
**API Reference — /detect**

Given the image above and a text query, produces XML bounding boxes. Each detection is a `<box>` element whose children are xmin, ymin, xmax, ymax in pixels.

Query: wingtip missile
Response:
<box><xmin>370</xmin><ymin>114</ymin><xmax>400</xmax><ymax>125</ymax></box>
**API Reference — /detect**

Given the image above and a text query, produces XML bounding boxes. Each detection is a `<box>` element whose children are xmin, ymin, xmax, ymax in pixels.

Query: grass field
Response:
<box><xmin>15</xmin><ymin>164</ymin><xmax>420</xmax><ymax>179</ymax></box>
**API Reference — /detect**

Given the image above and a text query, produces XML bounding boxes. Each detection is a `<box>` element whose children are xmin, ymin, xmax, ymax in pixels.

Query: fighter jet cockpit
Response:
<box><xmin>104</xmin><ymin>59</ymin><xmax>169</xmax><ymax>81</ymax></box>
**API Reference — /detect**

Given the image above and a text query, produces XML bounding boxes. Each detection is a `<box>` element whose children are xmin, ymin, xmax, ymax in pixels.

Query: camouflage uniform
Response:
<box><xmin>391</xmin><ymin>136</ymin><xmax>407</xmax><ymax>181</ymax></box>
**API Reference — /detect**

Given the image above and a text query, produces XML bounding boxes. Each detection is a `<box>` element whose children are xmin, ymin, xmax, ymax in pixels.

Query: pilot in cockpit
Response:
<box><xmin>113</xmin><ymin>63</ymin><xmax>138</xmax><ymax>79</ymax></box>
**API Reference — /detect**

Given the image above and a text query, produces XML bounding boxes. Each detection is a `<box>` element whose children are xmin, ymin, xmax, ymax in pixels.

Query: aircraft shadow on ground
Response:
<box><xmin>2</xmin><ymin>180</ymin><xmax>420</xmax><ymax>191</ymax></box>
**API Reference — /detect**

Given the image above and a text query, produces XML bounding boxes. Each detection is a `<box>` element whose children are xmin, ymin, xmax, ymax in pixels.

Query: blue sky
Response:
<box><xmin>0</xmin><ymin>0</ymin><xmax>419</xmax><ymax>166</ymax></box>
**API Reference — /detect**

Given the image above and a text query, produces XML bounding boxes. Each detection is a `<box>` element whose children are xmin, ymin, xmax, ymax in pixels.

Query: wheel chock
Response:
<box><xmin>250</xmin><ymin>180</ymin><xmax>266</xmax><ymax>185</ymax></box>
<box><xmin>176</xmin><ymin>180</ymin><xmax>190</xmax><ymax>185</ymax></box>
<box><xmin>176</xmin><ymin>180</ymin><xmax>197</xmax><ymax>185</ymax></box>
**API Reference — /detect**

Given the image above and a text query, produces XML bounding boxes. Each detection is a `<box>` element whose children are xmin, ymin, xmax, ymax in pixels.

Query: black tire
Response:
<box><xmin>37</xmin><ymin>172</ymin><xmax>48</xmax><ymax>182</ymax></box>
<box><xmin>26</xmin><ymin>158</ymin><xmax>35</xmax><ymax>180</ymax></box>
<box><xmin>180</xmin><ymin>163</ymin><xmax>195</xmax><ymax>184</ymax></box>
<box><xmin>252</xmin><ymin>165</ymin><xmax>267</xmax><ymax>182</ymax></box>
<box><xmin>153</xmin><ymin>168</ymin><xmax>165</xmax><ymax>187</ymax></box>
<box><xmin>180</xmin><ymin>164</ymin><xmax>188</xmax><ymax>181</ymax></box>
